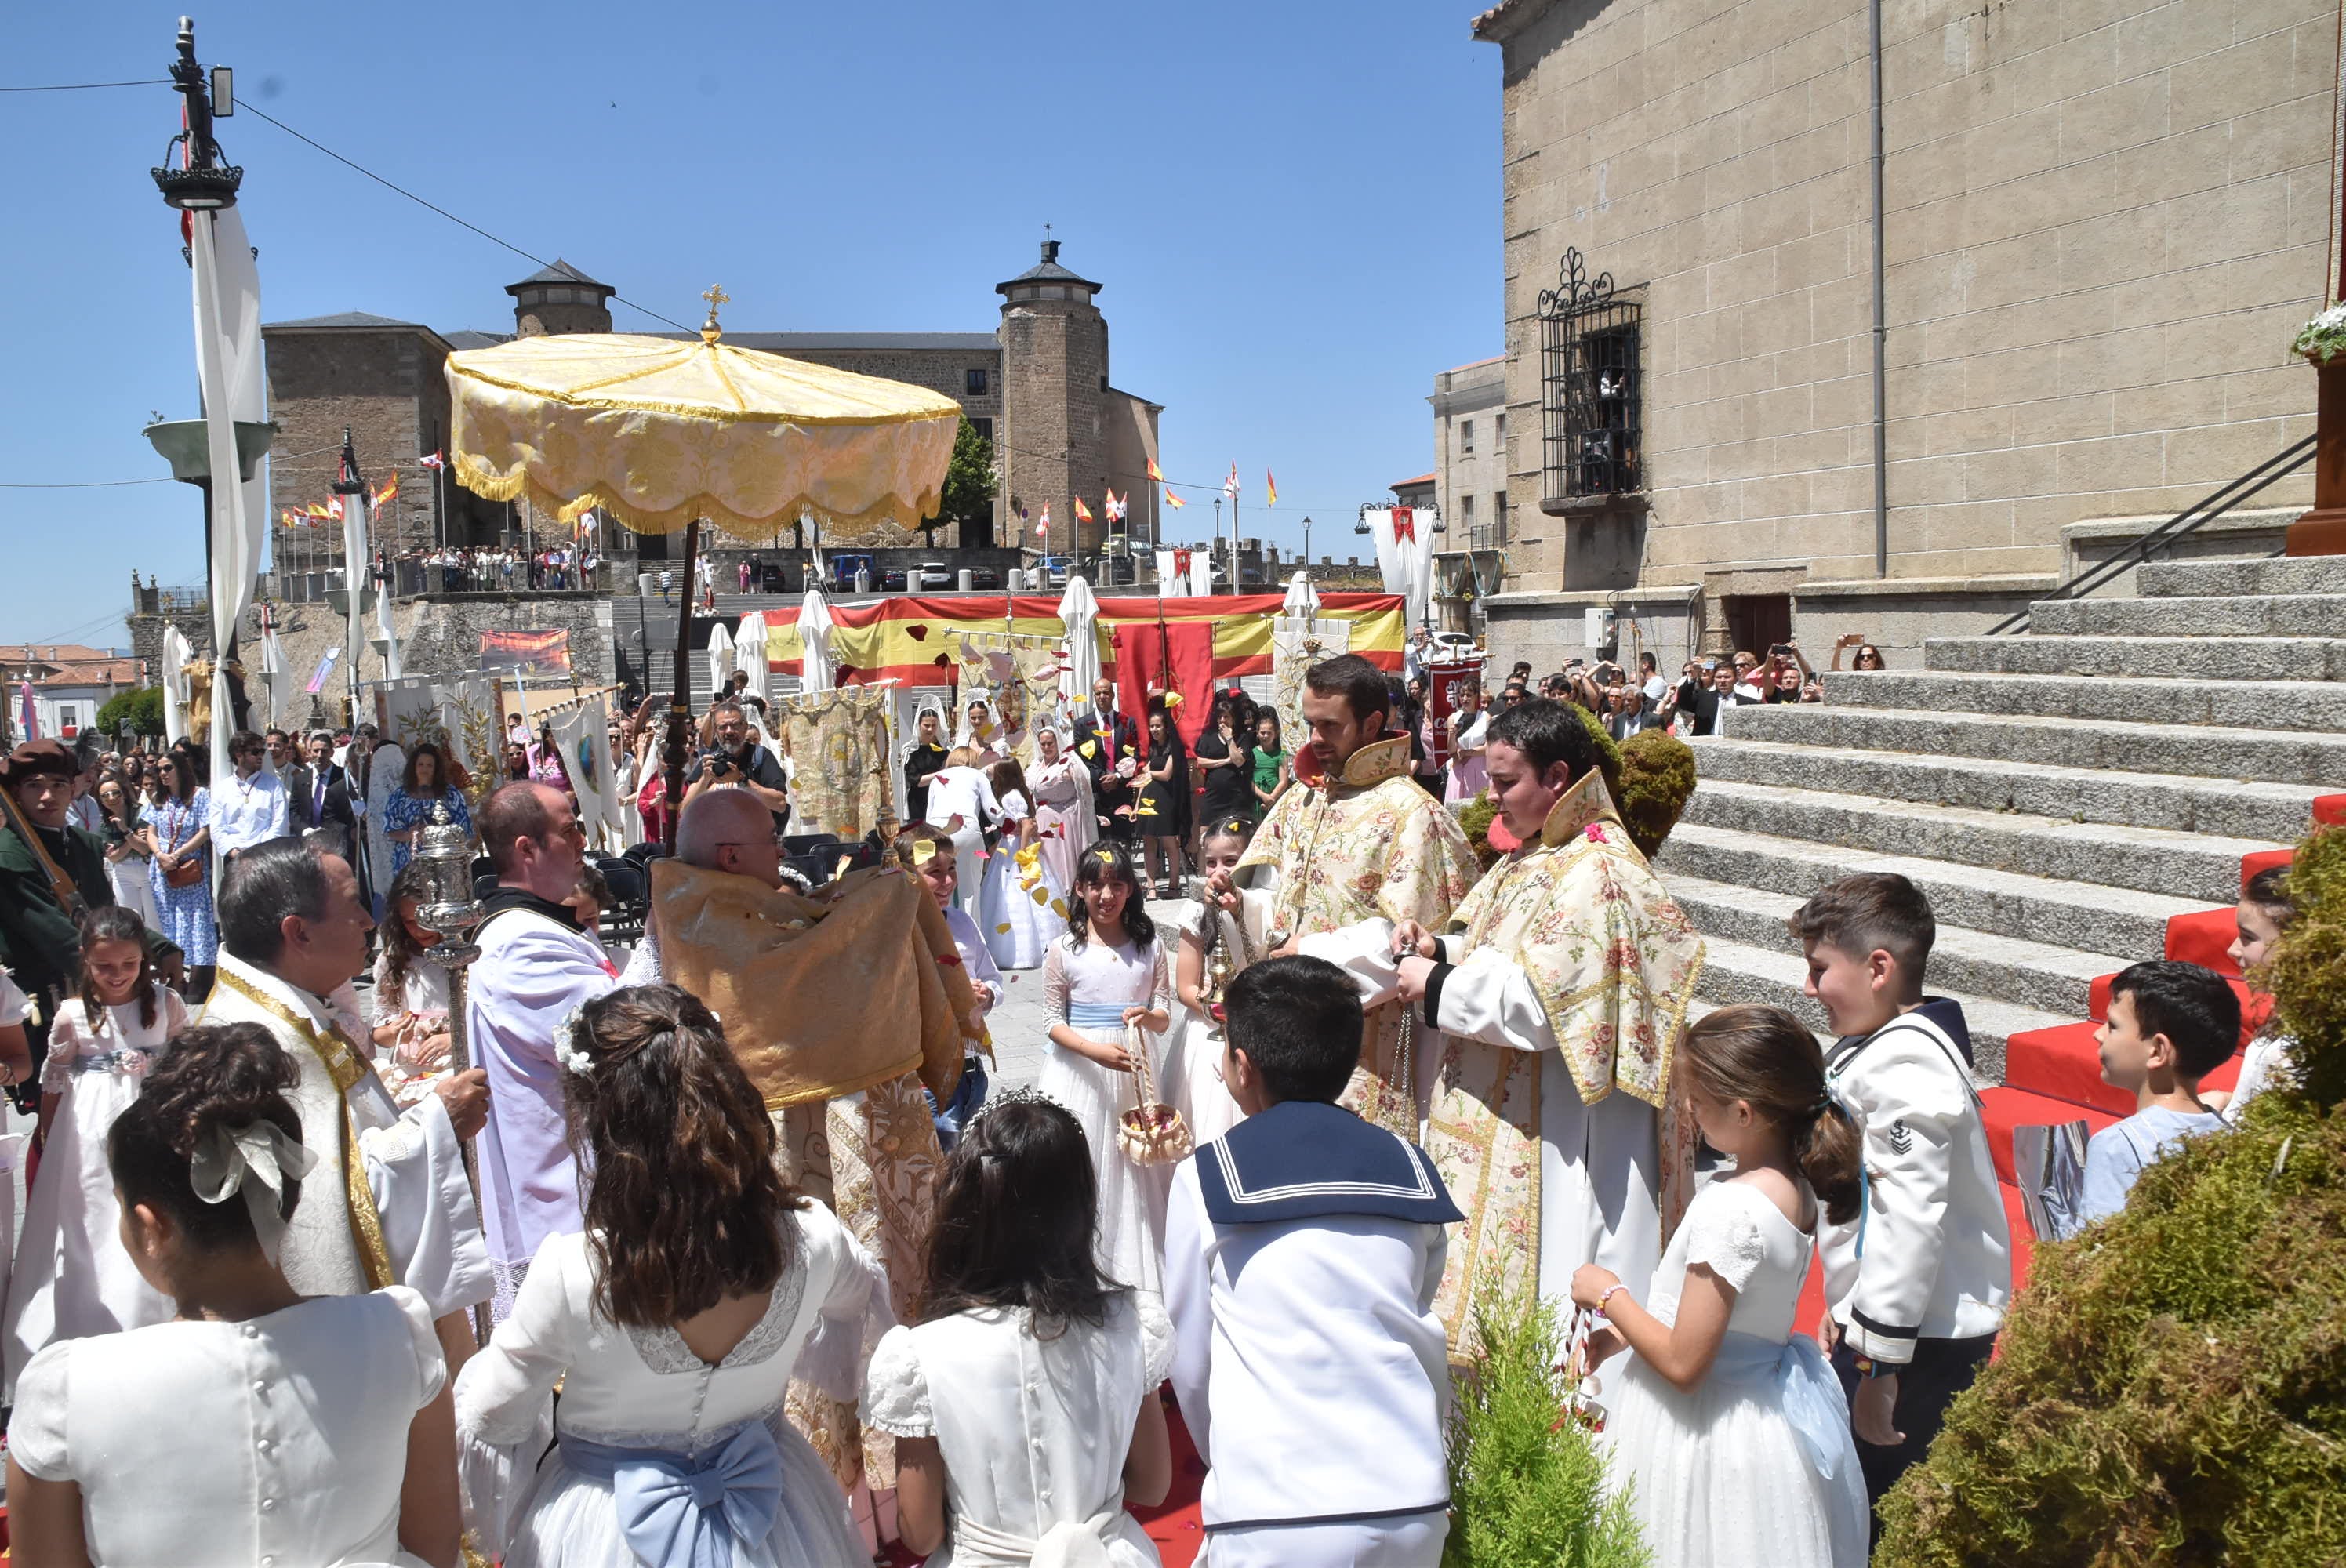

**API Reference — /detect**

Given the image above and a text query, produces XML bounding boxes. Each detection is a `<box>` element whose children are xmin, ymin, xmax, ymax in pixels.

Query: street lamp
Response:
<box><xmin>150</xmin><ymin>20</ymin><xmax>241</xmax><ymax>212</ymax></box>
<box><xmin>1301</xmin><ymin>516</ymin><xmax>1312</xmax><ymax>570</ymax></box>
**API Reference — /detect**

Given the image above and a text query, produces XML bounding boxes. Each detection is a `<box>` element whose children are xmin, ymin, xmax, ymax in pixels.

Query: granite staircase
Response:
<box><xmin>1659</xmin><ymin>554</ymin><xmax>2346</xmax><ymax>1290</ymax></box>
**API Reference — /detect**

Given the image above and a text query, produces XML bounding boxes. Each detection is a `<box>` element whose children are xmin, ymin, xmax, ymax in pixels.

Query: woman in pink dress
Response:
<box><xmin>1028</xmin><ymin>724</ymin><xmax>1096</xmax><ymax>892</ymax></box>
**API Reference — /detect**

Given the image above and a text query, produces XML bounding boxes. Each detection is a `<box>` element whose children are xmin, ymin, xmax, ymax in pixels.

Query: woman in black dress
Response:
<box><xmin>902</xmin><ymin>704</ymin><xmax>949</xmax><ymax>823</ymax></box>
<box><xmin>1136</xmin><ymin>706</ymin><xmax>1189</xmax><ymax>899</ymax></box>
<box><xmin>1193</xmin><ymin>693</ymin><xmax>1255</xmax><ymax>847</ymax></box>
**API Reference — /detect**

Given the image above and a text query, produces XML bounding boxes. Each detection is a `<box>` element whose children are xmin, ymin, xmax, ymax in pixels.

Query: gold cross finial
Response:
<box><xmin>699</xmin><ymin>284</ymin><xmax>730</xmax><ymax>342</ymax></box>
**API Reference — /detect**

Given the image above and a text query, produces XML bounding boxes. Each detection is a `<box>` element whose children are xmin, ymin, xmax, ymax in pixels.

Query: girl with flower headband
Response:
<box><xmin>456</xmin><ymin>983</ymin><xmax>881</xmax><ymax>1568</ymax></box>
<box><xmin>864</xmin><ymin>1091</ymin><xmax>1172</xmax><ymax>1565</ymax></box>
<box><xmin>1159</xmin><ymin>815</ymin><xmax>1269</xmax><ymax>1147</ymax></box>
<box><xmin>3</xmin><ymin>904</ymin><xmax>188</xmax><ymax>1390</ymax></box>
<box><xmin>6</xmin><ymin>1021</ymin><xmax>464</xmax><ymax>1568</ymax></box>
<box><xmin>1037</xmin><ymin>844</ymin><xmax>1174</xmax><ymax>1296</ymax></box>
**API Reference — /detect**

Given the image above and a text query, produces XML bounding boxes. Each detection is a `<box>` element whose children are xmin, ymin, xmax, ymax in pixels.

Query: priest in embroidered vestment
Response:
<box><xmin>1342</xmin><ymin>699</ymin><xmax>1705</xmax><ymax>1359</ymax></box>
<box><xmin>203</xmin><ymin>839</ymin><xmax>492</xmax><ymax>1319</ymax></box>
<box><xmin>1209</xmin><ymin>654</ymin><xmax>1478</xmax><ymax>1138</ymax></box>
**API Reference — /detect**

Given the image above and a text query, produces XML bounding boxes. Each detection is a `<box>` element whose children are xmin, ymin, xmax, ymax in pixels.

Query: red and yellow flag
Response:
<box><xmin>1164</xmin><ymin>488</ymin><xmax>1187</xmax><ymax>510</ymax></box>
<box><xmin>1266</xmin><ymin>470</ymin><xmax>1277</xmax><ymax>506</ymax></box>
<box><xmin>1146</xmin><ymin>458</ymin><xmax>1165</xmax><ymax>483</ymax></box>
<box><xmin>1073</xmin><ymin>495</ymin><xmax>1095</xmax><ymax>525</ymax></box>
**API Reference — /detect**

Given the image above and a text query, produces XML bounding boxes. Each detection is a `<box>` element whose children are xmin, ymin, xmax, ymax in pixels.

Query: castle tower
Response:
<box><xmin>997</xmin><ymin>239</ymin><xmax>1109</xmax><ymax>556</ymax></box>
<box><xmin>507</xmin><ymin>260</ymin><xmax>615</xmax><ymax>337</ymax></box>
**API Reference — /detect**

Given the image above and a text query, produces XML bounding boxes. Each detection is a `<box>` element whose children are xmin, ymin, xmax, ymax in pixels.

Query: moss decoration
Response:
<box><xmin>1572</xmin><ymin>704</ymin><xmax>1625</xmax><ymax>797</ymax></box>
<box><xmin>1615</xmin><ymin>729</ymin><xmax>1698</xmax><ymax>861</ymax></box>
<box><xmin>1444</xmin><ymin>1283</ymin><xmax>1650</xmax><ymax>1568</ymax></box>
<box><xmin>1876</xmin><ymin>823</ymin><xmax>2346</xmax><ymax>1566</ymax></box>
<box><xmin>1459</xmin><ymin>790</ymin><xmax>1502</xmax><ymax>870</ymax></box>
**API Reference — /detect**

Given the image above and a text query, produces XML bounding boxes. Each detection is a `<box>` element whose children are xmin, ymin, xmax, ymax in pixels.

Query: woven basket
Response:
<box><xmin>1115</xmin><ymin>1023</ymin><xmax>1192</xmax><ymax>1167</ymax></box>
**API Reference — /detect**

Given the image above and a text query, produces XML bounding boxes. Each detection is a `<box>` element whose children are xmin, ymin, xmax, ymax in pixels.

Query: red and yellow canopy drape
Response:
<box><xmin>754</xmin><ymin>592</ymin><xmax>1407</xmax><ymax>686</ymax></box>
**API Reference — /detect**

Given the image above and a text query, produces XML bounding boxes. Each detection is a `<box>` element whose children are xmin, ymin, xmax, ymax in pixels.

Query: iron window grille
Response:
<box><xmin>1538</xmin><ymin>248</ymin><xmax>1643</xmax><ymax>503</ymax></box>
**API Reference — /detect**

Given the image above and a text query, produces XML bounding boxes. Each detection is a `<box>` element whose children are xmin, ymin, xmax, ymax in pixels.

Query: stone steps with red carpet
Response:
<box><xmin>1658</xmin><ymin>550</ymin><xmax>2346</xmax><ymax>1327</ymax></box>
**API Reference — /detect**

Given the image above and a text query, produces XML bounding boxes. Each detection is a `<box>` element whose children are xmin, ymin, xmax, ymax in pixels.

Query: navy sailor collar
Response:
<box><xmin>1194</xmin><ymin>1099</ymin><xmax>1462</xmax><ymax>1228</ymax></box>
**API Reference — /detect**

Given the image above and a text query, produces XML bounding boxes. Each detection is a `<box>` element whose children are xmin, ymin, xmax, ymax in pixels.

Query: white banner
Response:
<box><xmin>189</xmin><ymin>205</ymin><xmax>267</xmax><ymax>781</ymax></box>
<box><xmin>1362</xmin><ymin>506</ymin><xmax>1438</xmax><ymax>631</ymax></box>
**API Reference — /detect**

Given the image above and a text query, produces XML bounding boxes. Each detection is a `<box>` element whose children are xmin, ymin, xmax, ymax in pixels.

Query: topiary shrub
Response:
<box><xmin>1876</xmin><ymin>823</ymin><xmax>2346</xmax><ymax>1566</ymax></box>
<box><xmin>1444</xmin><ymin>1282</ymin><xmax>1649</xmax><ymax>1568</ymax></box>
<box><xmin>1615</xmin><ymin>729</ymin><xmax>1697</xmax><ymax>860</ymax></box>
<box><xmin>1571</xmin><ymin>704</ymin><xmax>1625</xmax><ymax>799</ymax></box>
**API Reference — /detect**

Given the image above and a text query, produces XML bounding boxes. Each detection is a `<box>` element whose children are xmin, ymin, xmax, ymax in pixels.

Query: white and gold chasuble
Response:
<box><xmin>1422</xmin><ymin>771</ymin><xmax>1706</xmax><ymax>1357</ymax></box>
<box><xmin>1236</xmin><ymin>732</ymin><xmax>1479</xmax><ymax>1135</ymax></box>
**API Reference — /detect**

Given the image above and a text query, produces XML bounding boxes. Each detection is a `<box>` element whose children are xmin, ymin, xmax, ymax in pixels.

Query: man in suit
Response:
<box><xmin>285</xmin><ymin>728</ymin><xmax>358</xmax><ymax>859</ymax></box>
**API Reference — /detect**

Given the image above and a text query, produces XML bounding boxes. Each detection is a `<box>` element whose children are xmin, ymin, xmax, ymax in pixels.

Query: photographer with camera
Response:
<box><xmin>681</xmin><ymin>698</ymin><xmax>790</xmax><ymax>832</ymax></box>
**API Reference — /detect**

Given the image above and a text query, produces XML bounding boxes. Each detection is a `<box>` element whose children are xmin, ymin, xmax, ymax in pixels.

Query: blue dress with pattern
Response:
<box><xmin>147</xmin><ymin>788</ymin><xmax>217</xmax><ymax>966</ymax></box>
<box><xmin>382</xmin><ymin>787</ymin><xmax>473</xmax><ymax>874</ymax></box>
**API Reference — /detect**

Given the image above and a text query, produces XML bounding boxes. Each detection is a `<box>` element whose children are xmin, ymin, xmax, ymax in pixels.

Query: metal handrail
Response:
<box><xmin>1986</xmin><ymin>432</ymin><xmax>2318</xmax><ymax>633</ymax></box>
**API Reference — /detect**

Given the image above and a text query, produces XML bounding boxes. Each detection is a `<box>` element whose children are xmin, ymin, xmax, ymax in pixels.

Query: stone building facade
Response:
<box><xmin>1432</xmin><ymin>355</ymin><xmax>1510</xmax><ymax>551</ymax></box>
<box><xmin>1469</xmin><ymin>0</ymin><xmax>2333</xmax><ymax>673</ymax></box>
<box><xmin>263</xmin><ymin>243</ymin><xmax>1162</xmax><ymax>568</ymax></box>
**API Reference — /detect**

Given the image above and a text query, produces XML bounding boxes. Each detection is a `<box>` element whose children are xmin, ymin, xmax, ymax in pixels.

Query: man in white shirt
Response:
<box><xmin>210</xmin><ymin>728</ymin><xmax>291</xmax><ymax>865</ymax></box>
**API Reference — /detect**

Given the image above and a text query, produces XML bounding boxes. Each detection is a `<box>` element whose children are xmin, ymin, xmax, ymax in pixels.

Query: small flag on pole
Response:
<box><xmin>1146</xmin><ymin>459</ymin><xmax>1165</xmax><ymax>483</ymax></box>
<box><xmin>419</xmin><ymin>450</ymin><xmax>446</xmax><ymax>470</ymax></box>
<box><xmin>1223</xmin><ymin>463</ymin><xmax>1239</xmax><ymax>500</ymax></box>
<box><xmin>1034</xmin><ymin>504</ymin><xmax>1051</xmax><ymax>540</ymax></box>
<box><xmin>371</xmin><ymin>473</ymin><xmax>399</xmax><ymax>510</ymax></box>
<box><xmin>1266</xmin><ymin>470</ymin><xmax>1277</xmax><ymax>507</ymax></box>
<box><xmin>305</xmin><ymin>646</ymin><xmax>341</xmax><ymax>695</ymax></box>
<box><xmin>1073</xmin><ymin>495</ymin><xmax>1094</xmax><ymax>526</ymax></box>
<box><xmin>1164</xmin><ymin>488</ymin><xmax>1186</xmax><ymax>510</ymax></box>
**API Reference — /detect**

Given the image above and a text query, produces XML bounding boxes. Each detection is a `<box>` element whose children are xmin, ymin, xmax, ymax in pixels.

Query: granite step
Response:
<box><xmin>1655</xmin><ymin>820</ymin><xmax>2208</xmax><ymax>960</ymax></box>
<box><xmin>1684</xmin><ymin>736</ymin><xmax>2325</xmax><ymax>841</ymax></box>
<box><xmin>2029</xmin><ymin>592</ymin><xmax>2346</xmax><ymax>638</ymax></box>
<box><xmin>1923</xmin><ymin>633</ymin><xmax>2346</xmax><ymax>683</ymax></box>
<box><xmin>1819</xmin><ymin>669</ymin><xmax>2346</xmax><ymax>732</ymax></box>
<box><xmin>1687</xmin><ymin>936</ymin><xmax>2069</xmax><ymax>1085</ymax></box>
<box><xmin>1664</xmin><ymin>873</ymin><xmax>2129</xmax><ymax>1018</ymax></box>
<box><xmin>1715</xmin><ymin>702</ymin><xmax>2346</xmax><ymax>787</ymax></box>
<box><xmin>2138</xmin><ymin>556</ymin><xmax>2346</xmax><ymax>598</ymax></box>
<box><xmin>1677</xmin><ymin>779</ymin><xmax>2281</xmax><ymax>904</ymax></box>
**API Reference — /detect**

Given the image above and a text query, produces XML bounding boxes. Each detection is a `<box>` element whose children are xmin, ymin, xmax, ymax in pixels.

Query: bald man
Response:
<box><xmin>617</xmin><ymin>786</ymin><xmax>782</xmax><ymax>985</ymax></box>
<box><xmin>465</xmin><ymin>781</ymin><xmax>620</xmax><ymax>1318</ymax></box>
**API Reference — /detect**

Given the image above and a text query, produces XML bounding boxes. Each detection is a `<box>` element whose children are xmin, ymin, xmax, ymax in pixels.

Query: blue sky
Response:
<box><xmin>2</xmin><ymin>2</ymin><xmax>1500</xmax><ymax>652</ymax></box>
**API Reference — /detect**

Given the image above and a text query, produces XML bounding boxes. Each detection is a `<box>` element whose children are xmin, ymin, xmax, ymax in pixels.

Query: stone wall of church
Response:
<box><xmin>264</xmin><ymin>326</ymin><xmax>457</xmax><ymax>560</ymax></box>
<box><xmin>1486</xmin><ymin>0</ymin><xmax>2329</xmax><ymax>595</ymax></box>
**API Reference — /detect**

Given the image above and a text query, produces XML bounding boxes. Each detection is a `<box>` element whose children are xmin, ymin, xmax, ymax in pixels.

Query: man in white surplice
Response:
<box><xmin>467</xmin><ymin>782</ymin><xmax>623</xmax><ymax>1319</ymax></box>
<box><xmin>204</xmin><ymin>839</ymin><xmax>492</xmax><ymax>1319</ymax></box>
<box><xmin>1301</xmin><ymin>699</ymin><xmax>1706</xmax><ymax>1364</ymax></box>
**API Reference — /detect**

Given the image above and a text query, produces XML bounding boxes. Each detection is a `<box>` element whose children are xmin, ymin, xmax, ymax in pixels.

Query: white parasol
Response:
<box><xmin>1057</xmin><ymin>574</ymin><xmax>1101</xmax><ymax>712</ymax></box>
<box><xmin>798</xmin><ymin>586</ymin><xmax>837</xmax><ymax>694</ymax></box>
<box><xmin>735</xmin><ymin>612</ymin><xmax>769</xmax><ymax>707</ymax></box>
<box><xmin>707</xmin><ymin>620</ymin><xmax>735</xmax><ymax>699</ymax></box>
<box><xmin>1281</xmin><ymin>570</ymin><xmax>1323</xmax><ymax>619</ymax></box>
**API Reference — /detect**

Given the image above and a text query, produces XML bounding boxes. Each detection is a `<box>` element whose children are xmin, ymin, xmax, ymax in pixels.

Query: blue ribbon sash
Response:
<box><xmin>559</xmin><ymin>1420</ymin><xmax>783</xmax><ymax>1568</ymax></box>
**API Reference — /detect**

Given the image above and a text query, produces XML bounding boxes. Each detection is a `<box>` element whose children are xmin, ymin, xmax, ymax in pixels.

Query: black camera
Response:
<box><xmin>702</xmin><ymin>748</ymin><xmax>733</xmax><ymax>776</ymax></box>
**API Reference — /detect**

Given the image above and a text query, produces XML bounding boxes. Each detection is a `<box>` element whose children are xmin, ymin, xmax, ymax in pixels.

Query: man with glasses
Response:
<box><xmin>210</xmin><ymin>728</ymin><xmax>290</xmax><ymax>866</ymax></box>
<box><xmin>682</xmin><ymin>699</ymin><xmax>790</xmax><ymax>833</ymax></box>
<box><xmin>465</xmin><ymin>781</ymin><xmax>619</xmax><ymax>1318</ymax></box>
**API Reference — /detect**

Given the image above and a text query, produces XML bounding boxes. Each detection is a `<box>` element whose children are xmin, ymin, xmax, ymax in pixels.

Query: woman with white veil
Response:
<box><xmin>921</xmin><ymin>746</ymin><xmax>997</xmax><ymax>913</ymax></box>
<box><xmin>1028</xmin><ymin>724</ymin><xmax>1095</xmax><ymax>892</ymax></box>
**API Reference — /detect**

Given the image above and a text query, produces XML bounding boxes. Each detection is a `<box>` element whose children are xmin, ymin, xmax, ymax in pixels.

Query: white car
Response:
<box><xmin>911</xmin><ymin>563</ymin><xmax>955</xmax><ymax>590</ymax></box>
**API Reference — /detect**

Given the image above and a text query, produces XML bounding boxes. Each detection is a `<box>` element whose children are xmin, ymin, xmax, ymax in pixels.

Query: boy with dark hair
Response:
<box><xmin>894</xmin><ymin>821</ymin><xmax>999</xmax><ymax>1146</ymax></box>
<box><xmin>2077</xmin><ymin>960</ymin><xmax>2239</xmax><ymax>1225</ymax></box>
<box><xmin>1164</xmin><ymin>955</ymin><xmax>1462</xmax><ymax>1568</ymax></box>
<box><xmin>1789</xmin><ymin>871</ymin><xmax>2010</xmax><ymax>1527</ymax></box>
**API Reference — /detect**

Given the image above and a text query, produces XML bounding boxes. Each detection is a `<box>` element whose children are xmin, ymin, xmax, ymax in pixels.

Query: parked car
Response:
<box><xmin>827</xmin><ymin>553</ymin><xmax>877</xmax><ymax>592</ymax></box>
<box><xmin>879</xmin><ymin>568</ymin><xmax>910</xmax><ymax>591</ymax></box>
<box><xmin>968</xmin><ymin>566</ymin><xmax>1003</xmax><ymax>590</ymax></box>
<box><xmin>911</xmin><ymin>562</ymin><xmax>955</xmax><ymax>590</ymax></box>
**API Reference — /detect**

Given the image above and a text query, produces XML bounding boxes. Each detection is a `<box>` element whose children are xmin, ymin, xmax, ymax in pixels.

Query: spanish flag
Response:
<box><xmin>1266</xmin><ymin>470</ymin><xmax>1277</xmax><ymax>507</ymax></box>
<box><xmin>1073</xmin><ymin>495</ymin><xmax>1095</xmax><ymax>526</ymax></box>
<box><xmin>1164</xmin><ymin>488</ymin><xmax>1187</xmax><ymax>510</ymax></box>
<box><xmin>1146</xmin><ymin>458</ymin><xmax>1165</xmax><ymax>483</ymax></box>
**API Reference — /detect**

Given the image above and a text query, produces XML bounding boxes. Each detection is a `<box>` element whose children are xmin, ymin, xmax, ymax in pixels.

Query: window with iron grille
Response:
<box><xmin>1483</xmin><ymin>489</ymin><xmax>1509</xmax><ymax>550</ymax></box>
<box><xmin>1538</xmin><ymin>248</ymin><xmax>1643</xmax><ymax>503</ymax></box>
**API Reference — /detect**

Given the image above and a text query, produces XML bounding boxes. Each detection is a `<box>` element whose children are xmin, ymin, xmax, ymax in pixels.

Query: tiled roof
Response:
<box><xmin>0</xmin><ymin>644</ymin><xmax>140</xmax><ymax>686</ymax></box>
<box><xmin>1393</xmin><ymin>472</ymin><xmax>1437</xmax><ymax>489</ymax></box>
<box><xmin>265</xmin><ymin>310</ymin><xmax>428</xmax><ymax>331</ymax></box>
<box><xmin>507</xmin><ymin>258</ymin><xmax>612</xmax><ymax>292</ymax></box>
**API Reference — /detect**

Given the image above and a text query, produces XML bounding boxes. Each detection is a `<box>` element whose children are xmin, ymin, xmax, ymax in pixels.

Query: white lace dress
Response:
<box><xmin>454</xmin><ymin>1203</ymin><xmax>883</xmax><ymax>1567</ymax></box>
<box><xmin>1037</xmin><ymin>934</ymin><xmax>1175</xmax><ymax>1298</ymax></box>
<box><xmin>862</xmin><ymin>1294</ymin><xmax>1172</xmax><ymax>1567</ymax></box>
<box><xmin>978</xmin><ymin>790</ymin><xmax>1067</xmax><ymax>971</ymax></box>
<box><xmin>2</xmin><ymin>992</ymin><xmax>187</xmax><ymax>1394</ymax></box>
<box><xmin>1156</xmin><ymin>896</ymin><xmax>1270</xmax><ymax>1149</ymax></box>
<box><xmin>1601</xmin><ymin>1179</ymin><xmax>1869</xmax><ymax>1568</ymax></box>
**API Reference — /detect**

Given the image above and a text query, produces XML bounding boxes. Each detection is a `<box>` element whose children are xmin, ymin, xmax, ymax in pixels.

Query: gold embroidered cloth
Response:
<box><xmin>1235</xmin><ymin>733</ymin><xmax>1479</xmax><ymax>1134</ymax></box>
<box><xmin>649</xmin><ymin>860</ymin><xmax>980</xmax><ymax>1108</ymax></box>
<box><xmin>780</xmin><ymin>687</ymin><xmax>894</xmax><ymax>837</ymax></box>
<box><xmin>1422</xmin><ymin>771</ymin><xmax>1707</xmax><ymax>1353</ymax></box>
<box><xmin>446</xmin><ymin>332</ymin><xmax>960</xmax><ymax>540</ymax></box>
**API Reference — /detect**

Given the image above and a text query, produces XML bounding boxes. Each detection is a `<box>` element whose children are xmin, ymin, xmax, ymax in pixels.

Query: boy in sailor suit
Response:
<box><xmin>1164</xmin><ymin>956</ymin><xmax>1462</xmax><ymax>1568</ymax></box>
